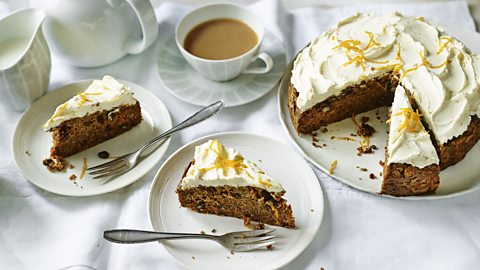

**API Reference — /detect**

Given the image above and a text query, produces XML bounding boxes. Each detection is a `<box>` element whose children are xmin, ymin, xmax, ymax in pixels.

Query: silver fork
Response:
<box><xmin>87</xmin><ymin>100</ymin><xmax>224</xmax><ymax>179</ymax></box>
<box><xmin>103</xmin><ymin>229</ymin><xmax>276</xmax><ymax>252</ymax></box>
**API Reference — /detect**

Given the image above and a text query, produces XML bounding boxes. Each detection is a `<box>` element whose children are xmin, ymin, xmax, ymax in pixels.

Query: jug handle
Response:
<box><xmin>122</xmin><ymin>0</ymin><xmax>159</xmax><ymax>54</ymax></box>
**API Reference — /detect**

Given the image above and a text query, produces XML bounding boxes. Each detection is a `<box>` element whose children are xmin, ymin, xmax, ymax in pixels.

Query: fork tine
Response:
<box><xmin>233</xmin><ymin>235</ymin><xmax>275</xmax><ymax>244</ymax></box>
<box><xmin>232</xmin><ymin>240</ymin><xmax>276</xmax><ymax>252</ymax></box>
<box><xmin>92</xmin><ymin>165</ymin><xmax>128</xmax><ymax>179</ymax></box>
<box><xmin>88</xmin><ymin>162</ymin><xmax>126</xmax><ymax>175</ymax></box>
<box><xmin>231</xmin><ymin>229</ymin><xmax>276</xmax><ymax>238</ymax></box>
<box><xmin>86</xmin><ymin>158</ymin><xmax>124</xmax><ymax>171</ymax></box>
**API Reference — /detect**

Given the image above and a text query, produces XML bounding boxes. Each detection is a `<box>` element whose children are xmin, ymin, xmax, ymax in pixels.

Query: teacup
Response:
<box><xmin>30</xmin><ymin>0</ymin><xmax>158</xmax><ymax>67</ymax></box>
<box><xmin>0</xmin><ymin>8</ymin><xmax>51</xmax><ymax>111</ymax></box>
<box><xmin>176</xmin><ymin>3</ymin><xmax>273</xmax><ymax>82</ymax></box>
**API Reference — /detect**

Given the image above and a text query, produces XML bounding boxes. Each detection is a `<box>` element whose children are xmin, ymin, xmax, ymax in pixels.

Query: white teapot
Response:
<box><xmin>30</xmin><ymin>0</ymin><xmax>158</xmax><ymax>67</ymax></box>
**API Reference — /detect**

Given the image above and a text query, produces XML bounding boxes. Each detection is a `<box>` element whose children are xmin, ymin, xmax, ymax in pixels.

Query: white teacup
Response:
<box><xmin>0</xmin><ymin>8</ymin><xmax>51</xmax><ymax>111</ymax></box>
<box><xmin>31</xmin><ymin>0</ymin><xmax>158</xmax><ymax>67</ymax></box>
<box><xmin>175</xmin><ymin>3</ymin><xmax>273</xmax><ymax>82</ymax></box>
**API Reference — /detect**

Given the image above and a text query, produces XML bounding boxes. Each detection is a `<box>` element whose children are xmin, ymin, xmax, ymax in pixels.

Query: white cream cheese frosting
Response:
<box><xmin>291</xmin><ymin>12</ymin><xmax>480</xmax><ymax>145</ymax></box>
<box><xmin>180</xmin><ymin>139</ymin><xmax>284</xmax><ymax>193</ymax></box>
<box><xmin>43</xmin><ymin>76</ymin><xmax>137</xmax><ymax>130</ymax></box>
<box><xmin>387</xmin><ymin>86</ymin><xmax>439</xmax><ymax>168</ymax></box>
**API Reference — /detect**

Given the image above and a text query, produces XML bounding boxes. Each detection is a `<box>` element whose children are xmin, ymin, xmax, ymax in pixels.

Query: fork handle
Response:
<box><xmin>103</xmin><ymin>229</ymin><xmax>216</xmax><ymax>244</ymax></box>
<box><xmin>136</xmin><ymin>100</ymin><xmax>224</xmax><ymax>156</ymax></box>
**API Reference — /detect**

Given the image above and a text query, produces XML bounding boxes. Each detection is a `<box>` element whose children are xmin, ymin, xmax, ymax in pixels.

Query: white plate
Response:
<box><xmin>156</xmin><ymin>31</ymin><xmax>286</xmax><ymax>107</ymax></box>
<box><xmin>148</xmin><ymin>132</ymin><xmax>323</xmax><ymax>270</ymax></box>
<box><xmin>278</xmin><ymin>23</ymin><xmax>480</xmax><ymax>200</ymax></box>
<box><xmin>12</xmin><ymin>80</ymin><xmax>172</xmax><ymax>196</ymax></box>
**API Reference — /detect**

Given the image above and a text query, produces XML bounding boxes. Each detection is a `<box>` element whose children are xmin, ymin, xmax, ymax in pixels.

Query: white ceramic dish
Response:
<box><xmin>148</xmin><ymin>132</ymin><xmax>323</xmax><ymax>270</ymax></box>
<box><xmin>278</xmin><ymin>23</ymin><xmax>480</xmax><ymax>200</ymax></box>
<box><xmin>157</xmin><ymin>30</ymin><xmax>285</xmax><ymax>107</ymax></box>
<box><xmin>12</xmin><ymin>79</ymin><xmax>172</xmax><ymax>196</ymax></box>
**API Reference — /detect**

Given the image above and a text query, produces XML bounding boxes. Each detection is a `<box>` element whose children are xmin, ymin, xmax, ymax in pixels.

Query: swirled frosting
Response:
<box><xmin>387</xmin><ymin>86</ymin><xmax>439</xmax><ymax>168</ymax></box>
<box><xmin>291</xmin><ymin>12</ymin><xmax>480</xmax><ymax>145</ymax></box>
<box><xmin>180</xmin><ymin>139</ymin><xmax>284</xmax><ymax>193</ymax></box>
<box><xmin>43</xmin><ymin>76</ymin><xmax>137</xmax><ymax>130</ymax></box>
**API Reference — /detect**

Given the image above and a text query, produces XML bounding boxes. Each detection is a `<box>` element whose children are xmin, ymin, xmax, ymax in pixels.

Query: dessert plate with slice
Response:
<box><xmin>12</xmin><ymin>79</ymin><xmax>172</xmax><ymax>196</ymax></box>
<box><xmin>278</xmin><ymin>16</ymin><xmax>480</xmax><ymax>199</ymax></box>
<box><xmin>156</xmin><ymin>30</ymin><xmax>286</xmax><ymax>107</ymax></box>
<box><xmin>148</xmin><ymin>132</ymin><xmax>323</xmax><ymax>270</ymax></box>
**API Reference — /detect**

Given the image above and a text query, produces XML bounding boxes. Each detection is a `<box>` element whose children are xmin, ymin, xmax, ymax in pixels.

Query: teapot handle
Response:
<box><xmin>122</xmin><ymin>0</ymin><xmax>159</xmax><ymax>54</ymax></box>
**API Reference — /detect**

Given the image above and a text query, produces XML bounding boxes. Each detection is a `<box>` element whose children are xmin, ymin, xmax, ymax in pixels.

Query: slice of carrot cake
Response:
<box><xmin>42</xmin><ymin>76</ymin><xmax>142</xmax><ymax>171</ymax></box>
<box><xmin>176</xmin><ymin>139</ymin><xmax>295</xmax><ymax>228</ymax></box>
<box><xmin>382</xmin><ymin>86</ymin><xmax>440</xmax><ymax>196</ymax></box>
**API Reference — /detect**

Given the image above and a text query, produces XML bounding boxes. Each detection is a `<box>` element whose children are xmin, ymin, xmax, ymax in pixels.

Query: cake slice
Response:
<box><xmin>176</xmin><ymin>139</ymin><xmax>295</xmax><ymax>228</ymax></box>
<box><xmin>42</xmin><ymin>76</ymin><xmax>142</xmax><ymax>170</ymax></box>
<box><xmin>381</xmin><ymin>86</ymin><xmax>440</xmax><ymax>196</ymax></box>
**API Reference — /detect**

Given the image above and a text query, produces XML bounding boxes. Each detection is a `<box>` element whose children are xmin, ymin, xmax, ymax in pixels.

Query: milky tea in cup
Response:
<box><xmin>184</xmin><ymin>18</ymin><xmax>258</xmax><ymax>60</ymax></box>
<box><xmin>176</xmin><ymin>4</ymin><xmax>273</xmax><ymax>82</ymax></box>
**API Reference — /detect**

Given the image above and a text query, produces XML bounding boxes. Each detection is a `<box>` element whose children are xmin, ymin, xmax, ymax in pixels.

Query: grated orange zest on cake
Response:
<box><xmin>388</xmin><ymin>108</ymin><xmax>423</xmax><ymax>132</ymax></box>
<box><xmin>437</xmin><ymin>36</ymin><xmax>453</xmax><ymax>54</ymax></box>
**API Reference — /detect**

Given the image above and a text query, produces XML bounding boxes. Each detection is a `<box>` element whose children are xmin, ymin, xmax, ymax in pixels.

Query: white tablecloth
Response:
<box><xmin>1</xmin><ymin>0</ymin><xmax>480</xmax><ymax>269</ymax></box>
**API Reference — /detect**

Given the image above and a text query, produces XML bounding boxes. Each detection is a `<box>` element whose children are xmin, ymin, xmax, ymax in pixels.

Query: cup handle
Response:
<box><xmin>243</xmin><ymin>52</ymin><xmax>274</xmax><ymax>74</ymax></box>
<box><xmin>122</xmin><ymin>0</ymin><xmax>159</xmax><ymax>54</ymax></box>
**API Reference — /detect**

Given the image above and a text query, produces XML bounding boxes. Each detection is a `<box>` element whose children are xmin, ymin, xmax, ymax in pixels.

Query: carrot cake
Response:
<box><xmin>176</xmin><ymin>139</ymin><xmax>295</xmax><ymax>228</ymax></box>
<box><xmin>42</xmin><ymin>76</ymin><xmax>142</xmax><ymax>171</ymax></box>
<box><xmin>288</xmin><ymin>13</ymin><xmax>480</xmax><ymax>196</ymax></box>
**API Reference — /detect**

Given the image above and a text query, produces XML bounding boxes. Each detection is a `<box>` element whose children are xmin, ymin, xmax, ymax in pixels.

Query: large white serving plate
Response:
<box><xmin>148</xmin><ymin>132</ymin><xmax>324</xmax><ymax>270</ymax></box>
<box><xmin>12</xmin><ymin>80</ymin><xmax>172</xmax><ymax>196</ymax></box>
<box><xmin>278</xmin><ymin>23</ymin><xmax>480</xmax><ymax>200</ymax></box>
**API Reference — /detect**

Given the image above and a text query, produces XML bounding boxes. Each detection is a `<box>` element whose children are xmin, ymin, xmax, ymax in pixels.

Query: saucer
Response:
<box><xmin>157</xmin><ymin>31</ymin><xmax>286</xmax><ymax>107</ymax></box>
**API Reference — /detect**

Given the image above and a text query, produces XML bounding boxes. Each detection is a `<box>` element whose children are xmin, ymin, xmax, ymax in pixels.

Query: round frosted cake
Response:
<box><xmin>287</xmin><ymin>12</ymin><xmax>480</xmax><ymax>196</ymax></box>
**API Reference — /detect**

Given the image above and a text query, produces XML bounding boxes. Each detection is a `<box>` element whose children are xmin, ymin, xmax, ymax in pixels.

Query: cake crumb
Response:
<box><xmin>69</xmin><ymin>174</ymin><xmax>77</xmax><ymax>181</ymax></box>
<box><xmin>69</xmin><ymin>164</ymin><xmax>75</xmax><ymax>169</ymax></box>
<box><xmin>379</xmin><ymin>160</ymin><xmax>385</xmax><ymax>166</ymax></box>
<box><xmin>380</xmin><ymin>172</ymin><xmax>383</xmax><ymax>176</ymax></box>
<box><xmin>211</xmin><ymin>228</ymin><xmax>217</xmax><ymax>233</ymax></box>
<box><xmin>192</xmin><ymin>256</ymin><xmax>195</xmax><ymax>260</ymax></box>
<box><xmin>310</xmin><ymin>209</ymin><xmax>314</xmax><ymax>212</ymax></box>
<box><xmin>329</xmin><ymin>160</ymin><xmax>337</xmax><ymax>174</ymax></box>
<box><xmin>97</xmin><ymin>151</ymin><xmax>110</xmax><ymax>159</ymax></box>
<box><xmin>243</xmin><ymin>217</ymin><xmax>265</xmax><ymax>230</ymax></box>
<box><xmin>25</xmin><ymin>150</ymin><xmax>31</xmax><ymax>156</ymax></box>
<box><xmin>231</xmin><ymin>251</ymin><xmax>235</xmax><ymax>255</ymax></box>
<box><xmin>369</xmin><ymin>173</ymin><xmax>377</xmax><ymax>179</ymax></box>
<box><xmin>42</xmin><ymin>157</ymin><xmax>67</xmax><ymax>172</ymax></box>
<box><xmin>267</xmin><ymin>244</ymin><xmax>274</xmax><ymax>251</ymax></box>
<box><xmin>320</xmin><ymin>127</ymin><xmax>328</xmax><ymax>133</ymax></box>
<box><xmin>356</xmin><ymin>166</ymin><xmax>368</xmax><ymax>172</ymax></box>
<box><xmin>200</xmin><ymin>230</ymin><xmax>205</xmax><ymax>235</ymax></box>
<box><xmin>331</xmin><ymin>136</ymin><xmax>356</xmax><ymax>142</ymax></box>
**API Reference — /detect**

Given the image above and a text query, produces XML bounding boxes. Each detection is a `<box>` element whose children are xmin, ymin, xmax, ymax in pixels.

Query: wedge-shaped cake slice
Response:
<box><xmin>382</xmin><ymin>86</ymin><xmax>440</xmax><ymax>196</ymax></box>
<box><xmin>176</xmin><ymin>139</ymin><xmax>295</xmax><ymax>228</ymax></box>
<box><xmin>42</xmin><ymin>76</ymin><xmax>142</xmax><ymax>170</ymax></box>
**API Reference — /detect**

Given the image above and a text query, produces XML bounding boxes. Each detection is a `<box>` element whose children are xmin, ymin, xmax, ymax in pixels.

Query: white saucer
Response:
<box><xmin>12</xmin><ymin>80</ymin><xmax>172</xmax><ymax>196</ymax></box>
<box><xmin>148</xmin><ymin>132</ymin><xmax>323</xmax><ymax>270</ymax></box>
<box><xmin>157</xmin><ymin>31</ymin><xmax>286</xmax><ymax>107</ymax></box>
<box><xmin>278</xmin><ymin>23</ymin><xmax>480</xmax><ymax>200</ymax></box>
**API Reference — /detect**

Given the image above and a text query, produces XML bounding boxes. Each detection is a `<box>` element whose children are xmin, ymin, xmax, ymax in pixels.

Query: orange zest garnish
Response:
<box><xmin>437</xmin><ymin>36</ymin><xmax>452</xmax><ymax>54</ymax></box>
<box><xmin>258</xmin><ymin>178</ymin><xmax>272</xmax><ymax>187</ymax></box>
<box><xmin>400</xmin><ymin>63</ymin><xmax>422</xmax><ymax>79</ymax></box>
<box><xmin>333</xmin><ymin>34</ymin><xmax>389</xmax><ymax>70</ymax></box>
<box><xmin>199</xmin><ymin>140</ymin><xmax>247</xmax><ymax>176</ymax></box>
<box><xmin>420</xmin><ymin>51</ymin><xmax>451</xmax><ymax>69</ymax></box>
<box><xmin>329</xmin><ymin>160</ymin><xmax>337</xmax><ymax>174</ymax></box>
<box><xmin>396</xmin><ymin>44</ymin><xmax>401</xmax><ymax>60</ymax></box>
<box><xmin>388</xmin><ymin>108</ymin><xmax>423</xmax><ymax>132</ymax></box>
<box><xmin>80</xmin><ymin>158</ymin><xmax>87</xmax><ymax>179</ymax></box>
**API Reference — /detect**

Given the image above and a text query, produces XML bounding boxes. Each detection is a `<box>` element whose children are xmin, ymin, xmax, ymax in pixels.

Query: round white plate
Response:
<box><xmin>148</xmin><ymin>132</ymin><xmax>323</xmax><ymax>270</ymax></box>
<box><xmin>278</xmin><ymin>23</ymin><xmax>480</xmax><ymax>200</ymax></box>
<box><xmin>157</xmin><ymin>31</ymin><xmax>286</xmax><ymax>107</ymax></box>
<box><xmin>12</xmin><ymin>80</ymin><xmax>172</xmax><ymax>196</ymax></box>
